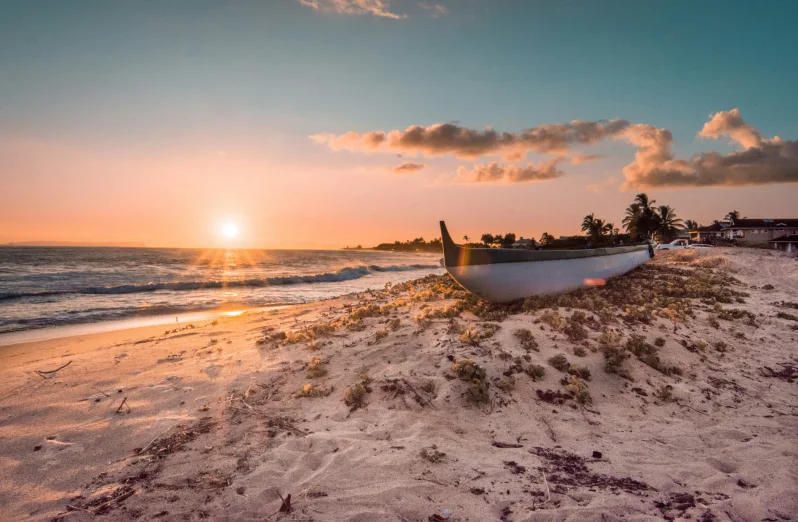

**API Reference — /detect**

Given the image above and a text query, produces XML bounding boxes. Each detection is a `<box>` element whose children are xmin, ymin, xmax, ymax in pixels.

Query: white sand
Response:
<box><xmin>0</xmin><ymin>248</ymin><xmax>796</xmax><ymax>521</ymax></box>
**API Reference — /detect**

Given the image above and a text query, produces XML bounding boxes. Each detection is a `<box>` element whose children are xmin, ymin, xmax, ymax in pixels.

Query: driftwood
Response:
<box><xmin>36</xmin><ymin>360</ymin><xmax>72</xmax><ymax>378</ymax></box>
<box><xmin>492</xmin><ymin>441</ymin><xmax>523</xmax><ymax>449</ymax></box>
<box><xmin>115</xmin><ymin>396</ymin><xmax>129</xmax><ymax>414</ymax></box>
<box><xmin>278</xmin><ymin>492</ymin><xmax>292</xmax><ymax>513</ymax></box>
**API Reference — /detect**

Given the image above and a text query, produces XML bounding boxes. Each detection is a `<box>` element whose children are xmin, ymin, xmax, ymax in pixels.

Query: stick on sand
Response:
<box><xmin>36</xmin><ymin>360</ymin><xmax>72</xmax><ymax>378</ymax></box>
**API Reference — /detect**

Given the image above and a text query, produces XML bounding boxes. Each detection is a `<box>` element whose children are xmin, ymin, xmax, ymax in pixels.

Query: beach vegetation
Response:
<box><xmin>419</xmin><ymin>445</ymin><xmax>446</xmax><ymax>463</ymax></box>
<box><xmin>513</xmin><ymin>328</ymin><xmax>539</xmax><ymax>352</ymax></box>
<box><xmin>548</xmin><ymin>354</ymin><xmax>570</xmax><ymax>372</ymax></box>
<box><xmin>525</xmin><ymin>364</ymin><xmax>546</xmax><ymax>381</ymax></box>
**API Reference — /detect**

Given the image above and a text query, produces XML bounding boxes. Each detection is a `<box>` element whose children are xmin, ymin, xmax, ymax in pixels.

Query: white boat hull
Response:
<box><xmin>445</xmin><ymin>247</ymin><xmax>651</xmax><ymax>302</ymax></box>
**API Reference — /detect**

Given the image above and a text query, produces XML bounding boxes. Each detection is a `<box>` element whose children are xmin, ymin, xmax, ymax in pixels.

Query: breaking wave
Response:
<box><xmin>0</xmin><ymin>264</ymin><xmax>439</xmax><ymax>301</ymax></box>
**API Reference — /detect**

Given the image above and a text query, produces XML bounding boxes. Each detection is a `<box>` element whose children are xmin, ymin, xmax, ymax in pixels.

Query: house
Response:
<box><xmin>770</xmin><ymin>234</ymin><xmax>798</xmax><ymax>253</ymax></box>
<box><xmin>721</xmin><ymin>219</ymin><xmax>798</xmax><ymax>245</ymax></box>
<box><xmin>689</xmin><ymin>222</ymin><xmax>727</xmax><ymax>243</ymax></box>
<box><xmin>510</xmin><ymin>237</ymin><xmax>539</xmax><ymax>249</ymax></box>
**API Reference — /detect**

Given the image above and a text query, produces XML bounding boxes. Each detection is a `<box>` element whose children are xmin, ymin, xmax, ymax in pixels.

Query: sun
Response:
<box><xmin>222</xmin><ymin>222</ymin><xmax>239</xmax><ymax>239</ymax></box>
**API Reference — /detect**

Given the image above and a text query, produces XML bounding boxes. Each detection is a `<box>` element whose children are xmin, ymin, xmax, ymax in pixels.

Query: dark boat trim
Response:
<box><xmin>440</xmin><ymin>221</ymin><xmax>653</xmax><ymax>267</ymax></box>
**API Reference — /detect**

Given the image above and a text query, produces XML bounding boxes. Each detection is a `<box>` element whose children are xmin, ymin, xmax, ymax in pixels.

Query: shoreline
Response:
<box><xmin>1</xmin><ymin>248</ymin><xmax>796</xmax><ymax>521</ymax></box>
<box><xmin>0</xmin><ymin>304</ymin><xmax>292</xmax><ymax>348</ymax></box>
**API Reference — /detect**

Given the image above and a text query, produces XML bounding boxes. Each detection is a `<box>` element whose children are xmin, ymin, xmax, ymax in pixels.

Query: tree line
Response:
<box><xmin>364</xmin><ymin>199</ymin><xmax>747</xmax><ymax>252</ymax></box>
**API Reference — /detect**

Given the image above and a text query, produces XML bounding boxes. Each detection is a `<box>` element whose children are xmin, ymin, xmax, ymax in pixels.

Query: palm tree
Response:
<box><xmin>656</xmin><ymin>205</ymin><xmax>683</xmax><ymax>242</ymax></box>
<box><xmin>683</xmin><ymin>220</ymin><xmax>699</xmax><ymax>230</ymax></box>
<box><xmin>623</xmin><ymin>203</ymin><xmax>642</xmax><ymax>240</ymax></box>
<box><xmin>581</xmin><ymin>214</ymin><xmax>596</xmax><ymax>235</ymax></box>
<box><xmin>480</xmin><ymin>233</ymin><xmax>494</xmax><ymax>247</ymax></box>
<box><xmin>582</xmin><ymin>214</ymin><xmax>610</xmax><ymax>243</ymax></box>
<box><xmin>724</xmin><ymin>210</ymin><xmax>745</xmax><ymax>224</ymax></box>
<box><xmin>462</xmin><ymin>235</ymin><xmax>470</xmax><ymax>244</ymax></box>
<box><xmin>539</xmin><ymin>232</ymin><xmax>554</xmax><ymax>246</ymax></box>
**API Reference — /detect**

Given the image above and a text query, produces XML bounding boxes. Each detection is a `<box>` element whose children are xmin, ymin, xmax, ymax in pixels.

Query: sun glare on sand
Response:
<box><xmin>222</xmin><ymin>222</ymin><xmax>239</xmax><ymax>239</ymax></box>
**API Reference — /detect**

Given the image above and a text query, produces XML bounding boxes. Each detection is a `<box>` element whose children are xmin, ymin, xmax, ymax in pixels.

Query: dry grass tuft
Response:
<box><xmin>513</xmin><ymin>328</ymin><xmax>539</xmax><ymax>352</ymax></box>
<box><xmin>548</xmin><ymin>354</ymin><xmax>570</xmax><ymax>372</ymax></box>
<box><xmin>306</xmin><ymin>358</ymin><xmax>328</xmax><ymax>378</ymax></box>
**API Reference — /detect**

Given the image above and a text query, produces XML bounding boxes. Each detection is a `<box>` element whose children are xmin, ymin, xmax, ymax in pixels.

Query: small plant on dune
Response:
<box><xmin>654</xmin><ymin>337</ymin><xmax>665</xmax><ymax>347</ymax></box>
<box><xmin>375</xmin><ymin>329</ymin><xmax>389</xmax><ymax>342</ymax></box>
<box><xmin>413</xmin><ymin>312</ymin><xmax>432</xmax><ymax>329</ymax></box>
<box><xmin>348</xmin><ymin>304</ymin><xmax>383</xmax><ymax>321</ymax></box>
<box><xmin>597</xmin><ymin>329</ymin><xmax>622</xmax><ymax>347</ymax></box>
<box><xmin>459</xmin><ymin>325</ymin><xmax>481</xmax><ymax>345</ymax></box>
<box><xmin>541</xmin><ymin>310</ymin><xmax>566</xmax><ymax>330</ymax></box>
<box><xmin>451</xmin><ymin>359</ymin><xmax>490</xmax><ymax>404</ymax></box>
<box><xmin>762</xmin><ymin>284</ymin><xmax>775</xmax><ymax>291</ymax></box>
<box><xmin>421</xmin><ymin>379</ymin><xmax>436</xmax><ymax>394</ymax></box>
<box><xmin>573</xmin><ymin>346</ymin><xmax>587</xmax><ymax>357</ymax></box>
<box><xmin>309</xmin><ymin>322</ymin><xmax>337</xmax><ymax>337</ymax></box>
<box><xmin>464</xmin><ymin>380</ymin><xmax>490</xmax><ymax>404</ymax></box>
<box><xmin>548</xmin><ymin>354</ymin><xmax>570</xmax><ymax>372</ymax></box>
<box><xmin>654</xmin><ymin>384</ymin><xmax>673</xmax><ymax>402</ymax></box>
<box><xmin>306</xmin><ymin>357</ymin><xmax>328</xmax><ymax>378</ymax></box>
<box><xmin>388</xmin><ymin>317</ymin><xmax>401</xmax><ymax>331</ymax></box>
<box><xmin>601</xmin><ymin>345</ymin><xmax>630</xmax><ymax>375</ymax></box>
<box><xmin>296</xmin><ymin>383</ymin><xmax>327</xmax><ymax>398</ymax></box>
<box><xmin>496</xmin><ymin>377</ymin><xmax>516</xmax><ymax>392</ymax></box>
<box><xmin>307</xmin><ymin>339</ymin><xmax>321</xmax><ymax>351</ymax></box>
<box><xmin>708</xmin><ymin>316</ymin><xmax>720</xmax><ymax>329</ymax></box>
<box><xmin>563</xmin><ymin>319</ymin><xmax>589</xmax><ymax>342</ymax></box>
<box><xmin>568</xmin><ymin>365</ymin><xmax>591</xmax><ymax>381</ymax></box>
<box><xmin>713</xmin><ymin>340</ymin><xmax>728</xmax><ymax>352</ymax></box>
<box><xmin>717</xmin><ymin>308</ymin><xmax>756</xmax><ymax>324</ymax></box>
<box><xmin>625</xmin><ymin>334</ymin><xmax>655</xmax><ymax>356</ymax></box>
<box><xmin>345</xmin><ymin>317</ymin><xmax>365</xmax><ymax>332</ymax></box>
<box><xmin>344</xmin><ymin>374</ymin><xmax>372</xmax><ymax>411</ymax></box>
<box><xmin>459</xmin><ymin>323</ymin><xmax>500</xmax><ymax>345</ymax></box>
<box><xmin>525</xmin><ymin>364</ymin><xmax>546</xmax><ymax>381</ymax></box>
<box><xmin>565</xmin><ymin>375</ymin><xmax>592</xmax><ymax>404</ymax></box>
<box><xmin>513</xmin><ymin>328</ymin><xmax>539</xmax><ymax>352</ymax></box>
<box><xmin>451</xmin><ymin>359</ymin><xmax>487</xmax><ymax>381</ymax></box>
<box><xmin>419</xmin><ymin>445</ymin><xmax>446</xmax><ymax>463</ymax></box>
<box><xmin>284</xmin><ymin>330</ymin><xmax>312</xmax><ymax>344</ymax></box>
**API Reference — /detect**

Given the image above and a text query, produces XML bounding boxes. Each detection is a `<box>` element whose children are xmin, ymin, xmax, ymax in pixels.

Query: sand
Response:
<box><xmin>0</xmin><ymin>247</ymin><xmax>796</xmax><ymax>522</ymax></box>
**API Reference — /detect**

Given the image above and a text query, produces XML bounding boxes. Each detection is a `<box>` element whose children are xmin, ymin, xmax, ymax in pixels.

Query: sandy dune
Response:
<box><xmin>0</xmin><ymin>248</ymin><xmax>796</xmax><ymax>521</ymax></box>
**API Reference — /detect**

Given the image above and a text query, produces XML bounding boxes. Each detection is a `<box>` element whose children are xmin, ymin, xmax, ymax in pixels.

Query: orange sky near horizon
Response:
<box><xmin>2</xmin><ymin>134</ymin><xmax>795</xmax><ymax>250</ymax></box>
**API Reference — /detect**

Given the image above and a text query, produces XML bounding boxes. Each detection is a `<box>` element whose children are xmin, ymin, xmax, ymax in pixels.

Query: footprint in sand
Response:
<box><xmin>706</xmin><ymin>457</ymin><xmax>739</xmax><ymax>474</ymax></box>
<box><xmin>203</xmin><ymin>364</ymin><xmax>222</xmax><ymax>378</ymax></box>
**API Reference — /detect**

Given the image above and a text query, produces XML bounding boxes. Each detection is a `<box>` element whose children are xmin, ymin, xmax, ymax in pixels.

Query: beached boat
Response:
<box><xmin>440</xmin><ymin>221</ymin><xmax>654</xmax><ymax>302</ymax></box>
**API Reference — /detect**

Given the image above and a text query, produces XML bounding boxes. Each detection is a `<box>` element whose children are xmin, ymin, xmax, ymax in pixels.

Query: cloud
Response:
<box><xmin>456</xmin><ymin>159</ymin><xmax>563</xmax><ymax>183</ymax></box>
<box><xmin>620</xmin><ymin>110</ymin><xmax>798</xmax><ymax>189</ymax></box>
<box><xmin>571</xmin><ymin>154</ymin><xmax>603</xmax><ymax>165</ymax></box>
<box><xmin>391</xmin><ymin>161</ymin><xmax>426</xmax><ymax>173</ymax></box>
<box><xmin>312</xmin><ymin>109</ymin><xmax>798</xmax><ymax>188</ymax></box>
<box><xmin>297</xmin><ymin>0</ymin><xmax>406</xmax><ymax>19</ymax></box>
<box><xmin>311</xmin><ymin>120</ymin><xmax>630</xmax><ymax>159</ymax></box>
<box><xmin>585</xmin><ymin>177</ymin><xmax>619</xmax><ymax>193</ymax></box>
<box><xmin>698</xmin><ymin>108</ymin><xmax>762</xmax><ymax>149</ymax></box>
<box><xmin>418</xmin><ymin>2</ymin><xmax>448</xmax><ymax>16</ymax></box>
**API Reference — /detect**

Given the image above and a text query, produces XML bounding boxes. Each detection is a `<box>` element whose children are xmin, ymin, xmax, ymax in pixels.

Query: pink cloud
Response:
<box><xmin>456</xmin><ymin>159</ymin><xmax>563</xmax><ymax>183</ymax></box>
<box><xmin>297</xmin><ymin>0</ymin><xmax>406</xmax><ymax>19</ymax></box>
<box><xmin>391</xmin><ymin>161</ymin><xmax>426</xmax><ymax>173</ymax></box>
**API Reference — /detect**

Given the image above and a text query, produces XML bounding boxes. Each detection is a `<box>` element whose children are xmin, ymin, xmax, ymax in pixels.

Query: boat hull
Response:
<box><xmin>438</xmin><ymin>221</ymin><xmax>653</xmax><ymax>302</ymax></box>
<box><xmin>444</xmin><ymin>247</ymin><xmax>650</xmax><ymax>302</ymax></box>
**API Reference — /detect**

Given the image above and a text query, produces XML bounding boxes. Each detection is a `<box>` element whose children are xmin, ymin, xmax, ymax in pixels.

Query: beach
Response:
<box><xmin>1</xmin><ymin>247</ymin><xmax>796</xmax><ymax>521</ymax></box>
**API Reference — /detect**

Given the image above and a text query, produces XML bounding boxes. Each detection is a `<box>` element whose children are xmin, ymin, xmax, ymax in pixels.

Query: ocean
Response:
<box><xmin>0</xmin><ymin>247</ymin><xmax>444</xmax><ymax>341</ymax></box>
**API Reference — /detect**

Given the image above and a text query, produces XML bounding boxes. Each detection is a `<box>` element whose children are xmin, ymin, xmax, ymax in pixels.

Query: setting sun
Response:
<box><xmin>222</xmin><ymin>222</ymin><xmax>239</xmax><ymax>239</ymax></box>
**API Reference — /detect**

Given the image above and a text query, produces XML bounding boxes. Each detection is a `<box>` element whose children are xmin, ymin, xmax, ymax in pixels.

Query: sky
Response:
<box><xmin>1</xmin><ymin>0</ymin><xmax>797</xmax><ymax>249</ymax></box>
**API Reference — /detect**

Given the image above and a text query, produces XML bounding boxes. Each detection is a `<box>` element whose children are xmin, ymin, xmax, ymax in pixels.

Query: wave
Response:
<box><xmin>0</xmin><ymin>264</ymin><xmax>440</xmax><ymax>301</ymax></box>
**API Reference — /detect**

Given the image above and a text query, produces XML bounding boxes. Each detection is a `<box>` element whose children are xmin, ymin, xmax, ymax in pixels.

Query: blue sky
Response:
<box><xmin>1</xmin><ymin>0</ymin><xmax>797</xmax><ymax>247</ymax></box>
